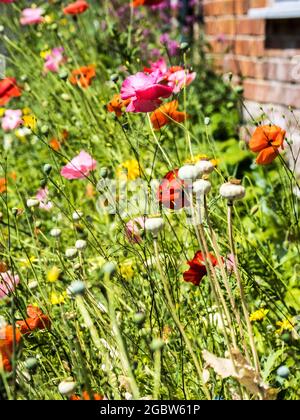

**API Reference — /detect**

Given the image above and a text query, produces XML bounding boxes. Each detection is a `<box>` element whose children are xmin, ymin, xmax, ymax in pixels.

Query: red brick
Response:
<box><xmin>249</xmin><ymin>0</ymin><xmax>267</xmax><ymax>8</ymax></box>
<box><xmin>234</xmin><ymin>38</ymin><xmax>265</xmax><ymax>56</ymax></box>
<box><xmin>205</xmin><ymin>17</ymin><xmax>264</xmax><ymax>36</ymax></box>
<box><xmin>236</xmin><ymin>18</ymin><xmax>265</xmax><ymax>35</ymax></box>
<box><xmin>243</xmin><ymin>79</ymin><xmax>300</xmax><ymax>108</ymax></box>
<box><xmin>203</xmin><ymin>0</ymin><xmax>248</xmax><ymax>17</ymax></box>
<box><xmin>223</xmin><ymin>56</ymin><xmax>265</xmax><ymax>78</ymax></box>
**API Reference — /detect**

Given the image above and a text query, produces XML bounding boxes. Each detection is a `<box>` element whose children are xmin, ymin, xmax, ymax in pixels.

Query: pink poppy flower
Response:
<box><xmin>120</xmin><ymin>71</ymin><xmax>173</xmax><ymax>113</ymax></box>
<box><xmin>1</xmin><ymin>109</ymin><xmax>22</xmax><ymax>131</ymax></box>
<box><xmin>36</xmin><ymin>187</ymin><xmax>53</xmax><ymax>211</ymax></box>
<box><xmin>20</xmin><ymin>8</ymin><xmax>44</xmax><ymax>26</ymax></box>
<box><xmin>125</xmin><ymin>217</ymin><xmax>146</xmax><ymax>243</ymax></box>
<box><xmin>44</xmin><ymin>47</ymin><xmax>66</xmax><ymax>73</ymax></box>
<box><xmin>0</xmin><ymin>0</ymin><xmax>15</xmax><ymax>3</ymax></box>
<box><xmin>144</xmin><ymin>58</ymin><xmax>168</xmax><ymax>80</ymax></box>
<box><xmin>167</xmin><ymin>69</ymin><xmax>196</xmax><ymax>94</ymax></box>
<box><xmin>60</xmin><ymin>150</ymin><xmax>97</xmax><ymax>180</ymax></box>
<box><xmin>0</xmin><ymin>271</ymin><xmax>20</xmax><ymax>300</ymax></box>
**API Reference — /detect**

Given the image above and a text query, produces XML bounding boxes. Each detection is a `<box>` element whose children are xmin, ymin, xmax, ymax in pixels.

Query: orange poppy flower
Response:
<box><xmin>133</xmin><ymin>0</ymin><xmax>164</xmax><ymax>6</ymax></box>
<box><xmin>150</xmin><ymin>100</ymin><xmax>187</xmax><ymax>130</ymax></box>
<box><xmin>70</xmin><ymin>65</ymin><xmax>96</xmax><ymax>88</ymax></box>
<box><xmin>249</xmin><ymin>125</ymin><xmax>286</xmax><ymax>165</ymax></box>
<box><xmin>0</xmin><ymin>178</ymin><xmax>7</xmax><ymax>194</ymax></box>
<box><xmin>107</xmin><ymin>94</ymin><xmax>130</xmax><ymax>117</ymax></box>
<box><xmin>63</xmin><ymin>0</ymin><xmax>89</xmax><ymax>15</ymax></box>
<box><xmin>70</xmin><ymin>391</ymin><xmax>103</xmax><ymax>400</ymax></box>
<box><xmin>49</xmin><ymin>138</ymin><xmax>61</xmax><ymax>151</ymax></box>
<box><xmin>0</xmin><ymin>325</ymin><xmax>22</xmax><ymax>372</ymax></box>
<box><xmin>17</xmin><ymin>305</ymin><xmax>51</xmax><ymax>335</ymax></box>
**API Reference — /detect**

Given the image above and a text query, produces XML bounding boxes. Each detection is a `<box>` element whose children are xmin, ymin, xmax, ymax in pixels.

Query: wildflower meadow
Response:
<box><xmin>0</xmin><ymin>0</ymin><xmax>299</xmax><ymax>402</ymax></box>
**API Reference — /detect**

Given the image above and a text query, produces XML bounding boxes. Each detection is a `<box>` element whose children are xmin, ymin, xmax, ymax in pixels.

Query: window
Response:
<box><xmin>249</xmin><ymin>0</ymin><xmax>300</xmax><ymax>19</ymax></box>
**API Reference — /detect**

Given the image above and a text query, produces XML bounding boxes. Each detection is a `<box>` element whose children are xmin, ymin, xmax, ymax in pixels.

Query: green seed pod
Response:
<box><xmin>150</xmin><ymin>338</ymin><xmax>164</xmax><ymax>352</ymax></box>
<box><xmin>43</xmin><ymin>164</ymin><xmax>52</xmax><ymax>175</ymax></box>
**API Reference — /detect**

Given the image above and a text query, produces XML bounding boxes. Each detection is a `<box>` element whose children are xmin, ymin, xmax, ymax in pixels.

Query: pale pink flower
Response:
<box><xmin>36</xmin><ymin>187</ymin><xmax>53</xmax><ymax>211</ymax></box>
<box><xmin>60</xmin><ymin>151</ymin><xmax>97</xmax><ymax>180</ymax></box>
<box><xmin>1</xmin><ymin>109</ymin><xmax>22</xmax><ymax>131</ymax></box>
<box><xmin>20</xmin><ymin>8</ymin><xmax>44</xmax><ymax>25</ymax></box>
<box><xmin>225</xmin><ymin>253</ymin><xmax>235</xmax><ymax>273</ymax></box>
<box><xmin>44</xmin><ymin>47</ymin><xmax>65</xmax><ymax>73</ymax></box>
<box><xmin>0</xmin><ymin>271</ymin><xmax>20</xmax><ymax>300</ymax></box>
<box><xmin>167</xmin><ymin>69</ymin><xmax>196</xmax><ymax>94</ymax></box>
<box><xmin>125</xmin><ymin>217</ymin><xmax>146</xmax><ymax>243</ymax></box>
<box><xmin>121</xmin><ymin>71</ymin><xmax>173</xmax><ymax>113</ymax></box>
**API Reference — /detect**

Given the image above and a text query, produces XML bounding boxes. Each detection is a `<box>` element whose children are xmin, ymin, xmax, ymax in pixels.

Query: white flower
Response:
<box><xmin>219</xmin><ymin>182</ymin><xmax>245</xmax><ymax>201</ymax></box>
<box><xmin>65</xmin><ymin>248</ymin><xmax>78</xmax><ymax>259</ymax></box>
<box><xmin>145</xmin><ymin>217</ymin><xmax>164</xmax><ymax>237</ymax></box>
<box><xmin>193</xmin><ymin>179</ymin><xmax>211</xmax><ymax>196</ymax></box>
<box><xmin>75</xmin><ymin>239</ymin><xmax>87</xmax><ymax>250</ymax></box>
<box><xmin>178</xmin><ymin>164</ymin><xmax>198</xmax><ymax>181</ymax></box>
<box><xmin>50</xmin><ymin>228</ymin><xmax>62</xmax><ymax>238</ymax></box>
<box><xmin>72</xmin><ymin>210</ymin><xmax>83</xmax><ymax>221</ymax></box>
<box><xmin>26</xmin><ymin>198</ymin><xmax>39</xmax><ymax>208</ymax></box>
<box><xmin>58</xmin><ymin>380</ymin><xmax>76</xmax><ymax>396</ymax></box>
<box><xmin>195</xmin><ymin>160</ymin><xmax>214</xmax><ymax>175</ymax></box>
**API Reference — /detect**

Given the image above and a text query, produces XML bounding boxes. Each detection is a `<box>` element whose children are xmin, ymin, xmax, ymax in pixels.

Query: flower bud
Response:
<box><xmin>150</xmin><ymin>338</ymin><xmax>164</xmax><ymax>352</ymax></box>
<box><xmin>102</xmin><ymin>261</ymin><xmax>117</xmax><ymax>277</ymax></box>
<box><xmin>178</xmin><ymin>165</ymin><xmax>197</xmax><ymax>181</ymax></box>
<box><xmin>50</xmin><ymin>228</ymin><xmax>61</xmax><ymax>238</ymax></box>
<box><xmin>65</xmin><ymin>248</ymin><xmax>78</xmax><ymax>259</ymax></box>
<box><xmin>72</xmin><ymin>210</ymin><xmax>83</xmax><ymax>221</ymax></box>
<box><xmin>58</xmin><ymin>380</ymin><xmax>76</xmax><ymax>396</ymax></box>
<box><xmin>67</xmin><ymin>280</ymin><xmax>86</xmax><ymax>297</ymax></box>
<box><xmin>276</xmin><ymin>365</ymin><xmax>290</xmax><ymax>379</ymax></box>
<box><xmin>193</xmin><ymin>179</ymin><xmax>211</xmax><ymax>196</ymax></box>
<box><xmin>219</xmin><ymin>182</ymin><xmax>245</xmax><ymax>201</ymax></box>
<box><xmin>43</xmin><ymin>164</ymin><xmax>52</xmax><ymax>175</ymax></box>
<box><xmin>75</xmin><ymin>239</ymin><xmax>87</xmax><ymax>250</ymax></box>
<box><xmin>26</xmin><ymin>198</ymin><xmax>40</xmax><ymax>208</ymax></box>
<box><xmin>145</xmin><ymin>217</ymin><xmax>164</xmax><ymax>237</ymax></box>
<box><xmin>25</xmin><ymin>357</ymin><xmax>38</xmax><ymax>371</ymax></box>
<box><xmin>195</xmin><ymin>160</ymin><xmax>214</xmax><ymax>175</ymax></box>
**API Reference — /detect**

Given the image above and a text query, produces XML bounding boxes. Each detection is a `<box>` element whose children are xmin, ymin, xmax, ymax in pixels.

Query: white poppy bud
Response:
<box><xmin>26</xmin><ymin>199</ymin><xmax>39</xmax><ymax>208</ymax></box>
<box><xmin>50</xmin><ymin>228</ymin><xmax>61</xmax><ymax>238</ymax></box>
<box><xmin>195</xmin><ymin>160</ymin><xmax>214</xmax><ymax>175</ymax></box>
<box><xmin>145</xmin><ymin>217</ymin><xmax>164</xmax><ymax>237</ymax></box>
<box><xmin>65</xmin><ymin>248</ymin><xmax>78</xmax><ymax>259</ymax></box>
<box><xmin>72</xmin><ymin>211</ymin><xmax>83</xmax><ymax>221</ymax></box>
<box><xmin>220</xmin><ymin>182</ymin><xmax>245</xmax><ymax>201</ymax></box>
<box><xmin>193</xmin><ymin>179</ymin><xmax>211</xmax><ymax>196</ymax></box>
<box><xmin>67</xmin><ymin>280</ymin><xmax>85</xmax><ymax>297</ymax></box>
<box><xmin>75</xmin><ymin>239</ymin><xmax>87</xmax><ymax>250</ymax></box>
<box><xmin>58</xmin><ymin>380</ymin><xmax>76</xmax><ymax>396</ymax></box>
<box><xmin>178</xmin><ymin>165</ymin><xmax>197</xmax><ymax>181</ymax></box>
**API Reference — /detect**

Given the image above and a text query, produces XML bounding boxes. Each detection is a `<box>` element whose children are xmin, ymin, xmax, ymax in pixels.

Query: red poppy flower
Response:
<box><xmin>0</xmin><ymin>77</ymin><xmax>21</xmax><ymax>106</ymax></box>
<box><xmin>183</xmin><ymin>251</ymin><xmax>217</xmax><ymax>286</ymax></box>
<box><xmin>158</xmin><ymin>169</ymin><xmax>190</xmax><ymax>210</ymax></box>
<box><xmin>63</xmin><ymin>0</ymin><xmax>89</xmax><ymax>15</ymax></box>
<box><xmin>70</xmin><ymin>65</ymin><xmax>96</xmax><ymax>88</ymax></box>
<box><xmin>17</xmin><ymin>305</ymin><xmax>51</xmax><ymax>335</ymax></box>
<box><xmin>0</xmin><ymin>325</ymin><xmax>22</xmax><ymax>372</ymax></box>
<box><xmin>249</xmin><ymin>125</ymin><xmax>286</xmax><ymax>165</ymax></box>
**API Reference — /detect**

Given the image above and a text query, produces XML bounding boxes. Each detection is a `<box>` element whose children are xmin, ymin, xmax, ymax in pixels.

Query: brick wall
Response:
<box><xmin>203</xmin><ymin>0</ymin><xmax>300</xmax><ymax>110</ymax></box>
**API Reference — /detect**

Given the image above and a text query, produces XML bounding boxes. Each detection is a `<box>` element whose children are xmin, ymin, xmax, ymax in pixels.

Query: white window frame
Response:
<box><xmin>249</xmin><ymin>0</ymin><xmax>300</xmax><ymax>19</ymax></box>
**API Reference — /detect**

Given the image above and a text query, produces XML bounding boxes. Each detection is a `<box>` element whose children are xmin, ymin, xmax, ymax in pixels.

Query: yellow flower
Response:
<box><xmin>116</xmin><ymin>160</ymin><xmax>141</xmax><ymax>181</ymax></box>
<box><xmin>40</xmin><ymin>49</ymin><xmax>51</xmax><ymax>59</ymax></box>
<box><xmin>0</xmin><ymin>108</ymin><xmax>5</xmax><ymax>117</ymax></box>
<box><xmin>23</xmin><ymin>114</ymin><xmax>37</xmax><ymax>131</ymax></box>
<box><xmin>185</xmin><ymin>153</ymin><xmax>219</xmax><ymax>167</ymax></box>
<box><xmin>275</xmin><ymin>318</ymin><xmax>295</xmax><ymax>334</ymax></box>
<box><xmin>59</xmin><ymin>18</ymin><xmax>68</xmax><ymax>26</ymax></box>
<box><xmin>44</xmin><ymin>15</ymin><xmax>53</xmax><ymax>24</ymax></box>
<box><xmin>120</xmin><ymin>261</ymin><xmax>134</xmax><ymax>280</ymax></box>
<box><xmin>250</xmin><ymin>308</ymin><xmax>269</xmax><ymax>322</ymax></box>
<box><xmin>20</xmin><ymin>256</ymin><xmax>36</xmax><ymax>268</ymax></box>
<box><xmin>22</xmin><ymin>107</ymin><xmax>31</xmax><ymax>115</ymax></box>
<box><xmin>50</xmin><ymin>291</ymin><xmax>67</xmax><ymax>305</ymax></box>
<box><xmin>47</xmin><ymin>266</ymin><xmax>61</xmax><ymax>283</ymax></box>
